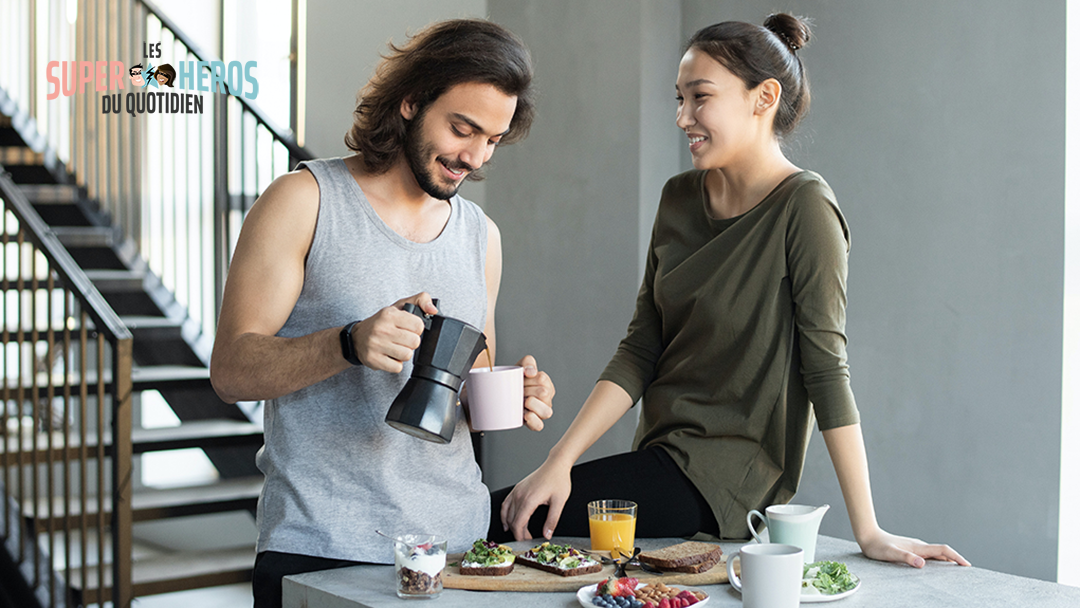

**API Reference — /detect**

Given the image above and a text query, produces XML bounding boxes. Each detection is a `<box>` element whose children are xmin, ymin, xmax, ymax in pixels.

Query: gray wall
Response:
<box><xmin>304</xmin><ymin>0</ymin><xmax>1066</xmax><ymax>582</ymax></box>
<box><xmin>304</xmin><ymin>0</ymin><xmax>488</xmax><ymax>205</ymax></box>
<box><xmin>481</xmin><ymin>0</ymin><xmax>682</xmax><ymax>486</ymax></box>
<box><xmin>682</xmin><ymin>0</ymin><xmax>1065</xmax><ymax>581</ymax></box>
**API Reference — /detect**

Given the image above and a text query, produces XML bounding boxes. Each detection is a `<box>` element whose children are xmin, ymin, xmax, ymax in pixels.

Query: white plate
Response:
<box><xmin>577</xmin><ymin>583</ymin><xmax>711</xmax><ymax>608</ymax></box>
<box><xmin>800</xmin><ymin>575</ymin><xmax>861</xmax><ymax>603</ymax></box>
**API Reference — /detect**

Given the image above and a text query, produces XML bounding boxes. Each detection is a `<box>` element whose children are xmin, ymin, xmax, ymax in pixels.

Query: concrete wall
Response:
<box><xmin>302</xmin><ymin>0</ymin><xmax>1067</xmax><ymax>582</ymax></box>
<box><xmin>682</xmin><ymin>0</ymin><xmax>1065</xmax><ymax>581</ymax></box>
<box><xmin>480</xmin><ymin>0</ymin><xmax>682</xmax><ymax>488</ymax></box>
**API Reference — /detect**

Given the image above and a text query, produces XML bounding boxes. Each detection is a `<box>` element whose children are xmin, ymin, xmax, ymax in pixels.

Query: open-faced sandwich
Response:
<box><xmin>516</xmin><ymin>541</ymin><xmax>602</xmax><ymax>576</ymax></box>
<box><xmin>458</xmin><ymin>539</ymin><xmax>516</xmax><ymax>576</ymax></box>
<box><xmin>638</xmin><ymin>541</ymin><xmax>723</xmax><ymax>573</ymax></box>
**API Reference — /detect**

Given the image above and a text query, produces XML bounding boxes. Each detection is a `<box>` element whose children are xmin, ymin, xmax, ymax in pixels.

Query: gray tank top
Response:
<box><xmin>255</xmin><ymin>157</ymin><xmax>490</xmax><ymax>562</ymax></box>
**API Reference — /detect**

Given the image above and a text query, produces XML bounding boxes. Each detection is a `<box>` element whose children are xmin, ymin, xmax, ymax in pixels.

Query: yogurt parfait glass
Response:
<box><xmin>392</xmin><ymin>534</ymin><xmax>447</xmax><ymax>599</ymax></box>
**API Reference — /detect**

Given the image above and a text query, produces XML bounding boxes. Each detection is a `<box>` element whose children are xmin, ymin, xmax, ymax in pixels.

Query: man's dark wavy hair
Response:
<box><xmin>345</xmin><ymin>19</ymin><xmax>535</xmax><ymax>176</ymax></box>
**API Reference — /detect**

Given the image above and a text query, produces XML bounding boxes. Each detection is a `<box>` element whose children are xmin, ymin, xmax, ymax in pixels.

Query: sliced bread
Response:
<box><xmin>638</xmin><ymin>541</ymin><xmax>723</xmax><ymax>571</ymax></box>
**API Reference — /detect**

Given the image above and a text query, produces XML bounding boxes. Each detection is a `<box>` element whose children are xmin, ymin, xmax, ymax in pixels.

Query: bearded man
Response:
<box><xmin>208</xmin><ymin>19</ymin><xmax>555</xmax><ymax>608</ymax></box>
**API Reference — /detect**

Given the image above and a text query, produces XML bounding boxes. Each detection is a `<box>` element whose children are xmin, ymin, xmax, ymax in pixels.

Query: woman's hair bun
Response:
<box><xmin>763</xmin><ymin>13</ymin><xmax>812</xmax><ymax>51</ymax></box>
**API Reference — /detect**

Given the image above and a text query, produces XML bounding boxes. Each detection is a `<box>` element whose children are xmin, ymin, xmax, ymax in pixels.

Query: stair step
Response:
<box><xmin>70</xmin><ymin>546</ymin><xmax>254</xmax><ymax>602</ymax></box>
<box><xmin>4</xmin><ymin>364</ymin><xmax>212</xmax><ymax>393</ymax></box>
<box><xmin>131</xmin><ymin>420</ymin><xmax>263</xmax><ymax>453</ymax></box>
<box><xmin>120</xmin><ymin>315</ymin><xmax>184</xmax><ymax>341</ymax></box>
<box><xmin>51</xmin><ymin>225</ymin><xmax>120</xmax><ymax>248</ymax></box>
<box><xmin>133</xmin><ymin>365</ymin><xmax>212</xmax><ymax>391</ymax></box>
<box><xmin>0</xmin><ymin>419</ymin><xmax>263</xmax><ymax>466</ymax></box>
<box><xmin>23</xmin><ymin>476</ymin><xmax>262</xmax><ymax>529</ymax></box>
<box><xmin>85</xmin><ymin>268</ymin><xmax>147</xmax><ymax>292</ymax></box>
<box><xmin>18</xmin><ymin>183</ymin><xmax>81</xmax><ymax>203</ymax></box>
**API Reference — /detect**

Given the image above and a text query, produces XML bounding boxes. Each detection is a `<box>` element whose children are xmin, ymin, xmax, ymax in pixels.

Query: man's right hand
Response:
<box><xmin>352</xmin><ymin>292</ymin><xmax>438</xmax><ymax>373</ymax></box>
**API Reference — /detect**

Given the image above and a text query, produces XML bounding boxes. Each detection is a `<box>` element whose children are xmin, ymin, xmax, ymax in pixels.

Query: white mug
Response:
<box><xmin>726</xmin><ymin>543</ymin><xmax>803</xmax><ymax>608</ymax></box>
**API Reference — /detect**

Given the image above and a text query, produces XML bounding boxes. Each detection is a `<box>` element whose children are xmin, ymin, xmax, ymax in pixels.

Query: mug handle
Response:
<box><xmin>747</xmin><ymin>509</ymin><xmax>766</xmax><ymax>543</ymax></box>
<box><xmin>726</xmin><ymin>553</ymin><xmax>742</xmax><ymax>592</ymax></box>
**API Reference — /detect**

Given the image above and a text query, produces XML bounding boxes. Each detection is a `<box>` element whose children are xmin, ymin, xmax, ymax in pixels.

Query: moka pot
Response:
<box><xmin>384</xmin><ymin>301</ymin><xmax>487</xmax><ymax>443</ymax></box>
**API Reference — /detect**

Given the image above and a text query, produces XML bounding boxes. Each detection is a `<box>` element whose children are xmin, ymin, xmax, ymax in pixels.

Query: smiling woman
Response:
<box><xmin>493</xmin><ymin>11</ymin><xmax>968</xmax><ymax>573</ymax></box>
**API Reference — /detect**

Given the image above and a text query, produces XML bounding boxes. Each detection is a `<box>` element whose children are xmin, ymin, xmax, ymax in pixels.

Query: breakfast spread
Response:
<box><xmin>459</xmin><ymin>539</ymin><xmax>516</xmax><ymax>576</ymax></box>
<box><xmin>517</xmin><ymin>541</ymin><xmax>603</xmax><ymax>576</ymax></box>
<box><xmin>393</xmin><ymin>538</ymin><xmax>445</xmax><ymax>596</ymax></box>
<box><xmin>801</xmin><ymin>560</ymin><xmax>859</xmax><ymax>596</ymax></box>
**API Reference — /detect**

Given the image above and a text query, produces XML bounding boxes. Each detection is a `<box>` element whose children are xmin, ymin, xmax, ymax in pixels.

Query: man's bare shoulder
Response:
<box><xmin>253</xmin><ymin>166</ymin><xmax>320</xmax><ymax>215</ymax></box>
<box><xmin>233</xmin><ymin>166</ymin><xmax>321</xmax><ymax>260</ymax></box>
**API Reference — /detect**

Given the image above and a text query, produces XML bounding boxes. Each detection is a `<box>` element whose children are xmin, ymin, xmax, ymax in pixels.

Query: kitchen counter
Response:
<box><xmin>282</xmin><ymin>535</ymin><xmax>1080</xmax><ymax>607</ymax></box>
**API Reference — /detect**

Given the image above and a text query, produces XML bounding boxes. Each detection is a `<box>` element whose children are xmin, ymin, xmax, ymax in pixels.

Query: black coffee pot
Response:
<box><xmin>384</xmin><ymin>300</ymin><xmax>487</xmax><ymax>443</ymax></box>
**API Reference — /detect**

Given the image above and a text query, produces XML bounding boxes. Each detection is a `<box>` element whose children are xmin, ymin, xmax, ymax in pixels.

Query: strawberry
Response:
<box><xmin>596</xmin><ymin>578</ymin><xmax>618</xmax><ymax>596</ymax></box>
<box><xmin>676</xmin><ymin>590</ymin><xmax>698</xmax><ymax>606</ymax></box>
<box><xmin>614</xmin><ymin>577</ymin><xmax>639</xmax><ymax>597</ymax></box>
<box><xmin>659</xmin><ymin>599</ymin><xmax>670</xmax><ymax>608</ymax></box>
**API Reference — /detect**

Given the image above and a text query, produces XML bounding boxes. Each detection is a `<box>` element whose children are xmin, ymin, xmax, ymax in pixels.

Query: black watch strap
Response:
<box><xmin>340</xmin><ymin>320</ymin><xmax>364</xmax><ymax>366</ymax></box>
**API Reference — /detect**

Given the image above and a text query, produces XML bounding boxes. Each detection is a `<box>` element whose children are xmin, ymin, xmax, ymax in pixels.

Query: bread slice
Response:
<box><xmin>458</xmin><ymin>561</ymin><xmax>514</xmax><ymax>576</ymax></box>
<box><xmin>515</xmin><ymin>554</ymin><xmax>603</xmax><ymax>577</ymax></box>
<box><xmin>651</xmin><ymin>549</ymin><xmax>722</xmax><ymax>573</ymax></box>
<box><xmin>458</xmin><ymin>539</ymin><xmax>516</xmax><ymax>576</ymax></box>
<box><xmin>638</xmin><ymin>541</ymin><xmax>723</xmax><ymax>571</ymax></box>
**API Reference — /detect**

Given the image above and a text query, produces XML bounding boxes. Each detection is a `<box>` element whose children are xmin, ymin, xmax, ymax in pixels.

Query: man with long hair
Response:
<box><xmin>209</xmin><ymin>19</ymin><xmax>555</xmax><ymax>608</ymax></box>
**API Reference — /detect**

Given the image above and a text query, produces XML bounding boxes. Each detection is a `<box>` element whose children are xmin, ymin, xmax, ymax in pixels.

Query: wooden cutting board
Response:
<box><xmin>442</xmin><ymin>552</ymin><xmax>734</xmax><ymax>592</ymax></box>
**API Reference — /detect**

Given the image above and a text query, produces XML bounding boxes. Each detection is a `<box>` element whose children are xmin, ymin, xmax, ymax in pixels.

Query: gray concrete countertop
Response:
<box><xmin>283</xmin><ymin>535</ymin><xmax>1080</xmax><ymax>608</ymax></box>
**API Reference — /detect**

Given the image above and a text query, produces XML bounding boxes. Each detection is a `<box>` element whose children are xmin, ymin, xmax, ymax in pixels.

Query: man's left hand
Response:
<box><xmin>517</xmin><ymin>355</ymin><xmax>554</xmax><ymax>431</ymax></box>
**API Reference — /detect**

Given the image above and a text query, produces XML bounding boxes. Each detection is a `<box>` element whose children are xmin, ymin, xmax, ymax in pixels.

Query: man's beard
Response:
<box><xmin>403</xmin><ymin>112</ymin><xmax>485</xmax><ymax>201</ymax></box>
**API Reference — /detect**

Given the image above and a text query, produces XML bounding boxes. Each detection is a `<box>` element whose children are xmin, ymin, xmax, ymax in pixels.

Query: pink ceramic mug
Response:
<box><xmin>466</xmin><ymin>366</ymin><xmax>524</xmax><ymax>431</ymax></box>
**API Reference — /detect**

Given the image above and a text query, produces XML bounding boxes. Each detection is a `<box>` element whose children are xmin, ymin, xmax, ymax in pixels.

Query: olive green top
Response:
<box><xmin>599</xmin><ymin>169</ymin><xmax>861</xmax><ymax>539</ymax></box>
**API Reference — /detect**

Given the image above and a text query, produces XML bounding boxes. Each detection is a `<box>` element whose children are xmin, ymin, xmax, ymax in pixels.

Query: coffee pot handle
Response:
<box><xmin>402</xmin><ymin>298</ymin><xmax>439</xmax><ymax>330</ymax></box>
<box><xmin>747</xmin><ymin>509</ymin><xmax>766</xmax><ymax>543</ymax></box>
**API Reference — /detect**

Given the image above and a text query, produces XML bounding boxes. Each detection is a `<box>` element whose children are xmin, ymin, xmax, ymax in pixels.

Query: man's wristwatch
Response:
<box><xmin>339</xmin><ymin>321</ymin><xmax>363</xmax><ymax>366</ymax></box>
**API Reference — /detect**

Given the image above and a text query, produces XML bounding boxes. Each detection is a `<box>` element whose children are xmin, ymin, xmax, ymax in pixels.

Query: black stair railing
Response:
<box><xmin>0</xmin><ymin>170</ymin><xmax>134</xmax><ymax>608</ymax></box>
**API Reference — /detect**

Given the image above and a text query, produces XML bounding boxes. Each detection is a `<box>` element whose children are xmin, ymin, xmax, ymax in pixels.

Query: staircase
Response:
<box><xmin>0</xmin><ymin>0</ymin><xmax>312</xmax><ymax>603</ymax></box>
<box><xmin>1</xmin><ymin>113</ymin><xmax>265</xmax><ymax>604</ymax></box>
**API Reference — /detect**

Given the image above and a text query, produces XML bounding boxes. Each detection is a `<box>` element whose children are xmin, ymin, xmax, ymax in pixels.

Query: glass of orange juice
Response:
<box><xmin>588</xmin><ymin>499</ymin><xmax>638</xmax><ymax>557</ymax></box>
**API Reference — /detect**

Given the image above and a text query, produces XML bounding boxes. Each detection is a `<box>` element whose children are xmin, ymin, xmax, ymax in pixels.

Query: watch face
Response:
<box><xmin>341</xmin><ymin>322</ymin><xmax>362</xmax><ymax>365</ymax></box>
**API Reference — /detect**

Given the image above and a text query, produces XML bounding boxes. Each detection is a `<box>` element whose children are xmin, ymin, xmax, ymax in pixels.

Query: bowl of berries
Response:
<box><xmin>578</xmin><ymin>577</ymin><xmax>709</xmax><ymax>608</ymax></box>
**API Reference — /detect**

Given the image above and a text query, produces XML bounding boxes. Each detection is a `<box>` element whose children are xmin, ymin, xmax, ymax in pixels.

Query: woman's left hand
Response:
<box><xmin>858</xmin><ymin>528</ymin><xmax>970</xmax><ymax>567</ymax></box>
<box><xmin>517</xmin><ymin>355</ymin><xmax>554</xmax><ymax>431</ymax></box>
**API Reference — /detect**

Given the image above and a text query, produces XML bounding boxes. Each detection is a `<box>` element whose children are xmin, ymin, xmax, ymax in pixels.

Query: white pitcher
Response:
<box><xmin>746</xmin><ymin>504</ymin><xmax>829</xmax><ymax>563</ymax></box>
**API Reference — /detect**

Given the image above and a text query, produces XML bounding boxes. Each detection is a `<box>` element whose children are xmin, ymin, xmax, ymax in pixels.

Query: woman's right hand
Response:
<box><xmin>499</xmin><ymin>458</ymin><xmax>573</xmax><ymax>541</ymax></box>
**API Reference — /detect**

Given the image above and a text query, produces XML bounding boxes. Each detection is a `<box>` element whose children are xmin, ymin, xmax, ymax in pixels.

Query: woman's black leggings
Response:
<box><xmin>487</xmin><ymin>445</ymin><xmax>719</xmax><ymax>543</ymax></box>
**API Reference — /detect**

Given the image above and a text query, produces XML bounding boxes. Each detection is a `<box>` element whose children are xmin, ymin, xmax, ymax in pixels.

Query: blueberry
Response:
<box><xmin>592</xmin><ymin>597</ymin><xmax>605</xmax><ymax>606</ymax></box>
